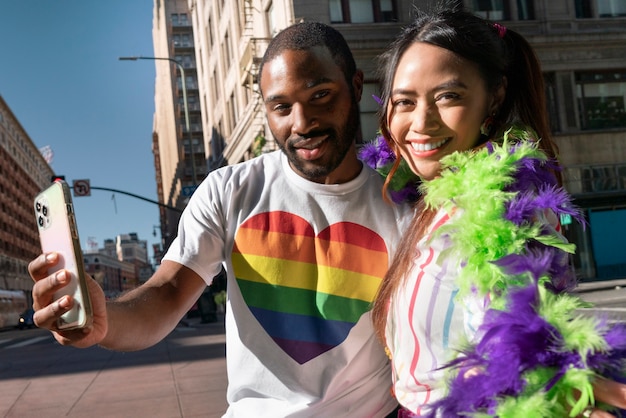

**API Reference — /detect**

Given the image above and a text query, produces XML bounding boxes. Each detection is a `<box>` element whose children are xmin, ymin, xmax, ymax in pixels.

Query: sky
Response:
<box><xmin>0</xmin><ymin>2</ymin><xmax>163</xmax><ymax>262</ymax></box>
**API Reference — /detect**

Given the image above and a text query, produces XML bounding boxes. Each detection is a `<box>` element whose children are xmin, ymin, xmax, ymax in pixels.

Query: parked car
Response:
<box><xmin>18</xmin><ymin>308</ymin><xmax>35</xmax><ymax>329</ymax></box>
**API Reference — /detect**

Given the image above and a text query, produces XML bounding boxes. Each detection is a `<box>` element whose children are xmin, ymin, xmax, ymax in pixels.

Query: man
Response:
<box><xmin>29</xmin><ymin>22</ymin><xmax>411</xmax><ymax>417</ymax></box>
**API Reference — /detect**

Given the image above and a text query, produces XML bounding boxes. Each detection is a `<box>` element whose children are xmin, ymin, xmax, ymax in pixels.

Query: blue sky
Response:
<box><xmin>1</xmin><ymin>2</ymin><xmax>163</xmax><ymax>261</ymax></box>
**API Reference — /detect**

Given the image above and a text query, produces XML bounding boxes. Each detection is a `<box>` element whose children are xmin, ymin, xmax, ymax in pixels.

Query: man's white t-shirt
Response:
<box><xmin>164</xmin><ymin>151</ymin><xmax>412</xmax><ymax>417</ymax></box>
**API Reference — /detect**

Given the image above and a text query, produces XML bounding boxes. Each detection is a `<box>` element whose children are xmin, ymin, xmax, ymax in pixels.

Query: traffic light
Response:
<box><xmin>50</xmin><ymin>175</ymin><xmax>65</xmax><ymax>183</ymax></box>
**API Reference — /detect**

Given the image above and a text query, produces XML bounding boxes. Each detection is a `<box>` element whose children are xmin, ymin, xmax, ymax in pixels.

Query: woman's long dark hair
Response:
<box><xmin>372</xmin><ymin>6</ymin><xmax>561</xmax><ymax>342</ymax></box>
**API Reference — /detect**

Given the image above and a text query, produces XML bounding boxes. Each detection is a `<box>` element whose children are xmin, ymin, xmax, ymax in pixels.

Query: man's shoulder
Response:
<box><xmin>230</xmin><ymin>150</ymin><xmax>280</xmax><ymax>168</ymax></box>
<box><xmin>212</xmin><ymin>151</ymin><xmax>281</xmax><ymax>178</ymax></box>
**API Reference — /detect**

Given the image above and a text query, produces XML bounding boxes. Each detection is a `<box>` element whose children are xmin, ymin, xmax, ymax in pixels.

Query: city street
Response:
<box><xmin>577</xmin><ymin>278</ymin><xmax>626</xmax><ymax>322</ymax></box>
<box><xmin>0</xmin><ymin>282</ymin><xmax>625</xmax><ymax>418</ymax></box>
<box><xmin>0</xmin><ymin>317</ymin><xmax>227</xmax><ymax>418</ymax></box>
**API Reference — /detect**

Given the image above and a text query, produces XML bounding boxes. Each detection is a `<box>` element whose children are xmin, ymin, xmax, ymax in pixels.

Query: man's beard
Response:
<box><xmin>275</xmin><ymin>99</ymin><xmax>360</xmax><ymax>182</ymax></box>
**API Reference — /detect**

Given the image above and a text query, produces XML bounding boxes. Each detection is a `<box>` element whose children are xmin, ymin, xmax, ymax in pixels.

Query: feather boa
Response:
<box><xmin>358</xmin><ymin>134</ymin><xmax>421</xmax><ymax>204</ymax></box>
<box><xmin>361</xmin><ymin>128</ymin><xmax>626</xmax><ymax>417</ymax></box>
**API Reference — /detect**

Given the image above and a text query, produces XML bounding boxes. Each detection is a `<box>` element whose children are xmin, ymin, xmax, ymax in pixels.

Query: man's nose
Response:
<box><xmin>291</xmin><ymin>103</ymin><xmax>317</xmax><ymax>135</ymax></box>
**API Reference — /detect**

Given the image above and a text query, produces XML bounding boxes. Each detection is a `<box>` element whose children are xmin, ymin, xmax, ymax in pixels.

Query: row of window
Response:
<box><xmin>358</xmin><ymin>70</ymin><xmax>626</xmax><ymax>133</ymax></box>
<box><xmin>564</xmin><ymin>163</ymin><xmax>626</xmax><ymax>195</ymax></box>
<box><xmin>330</xmin><ymin>0</ymin><xmax>397</xmax><ymax>23</ymax></box>
<box><xmin>328</xmin><ymin>0</ymin><xmax>626</xmax><ymax>23</ymax></box>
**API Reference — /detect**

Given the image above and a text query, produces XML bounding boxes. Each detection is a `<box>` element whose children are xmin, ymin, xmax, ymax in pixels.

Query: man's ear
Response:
<box><xmin>352</xmin><ymin>69</ymin><xmax>364</xmax><ymax>103</ymax></box>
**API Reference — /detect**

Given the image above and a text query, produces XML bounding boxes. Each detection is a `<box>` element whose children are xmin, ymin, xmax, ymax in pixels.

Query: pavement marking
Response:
<box><xmin>5</xmin><ymin>336</ymin><xmax>49</xmax><ymax>349</ymax></box>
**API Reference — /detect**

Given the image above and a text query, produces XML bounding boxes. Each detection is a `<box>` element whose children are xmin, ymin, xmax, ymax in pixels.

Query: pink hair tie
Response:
<box><xmin>493</xmin><ymin>23</ymin><xmax>507</xmax><ymax>38</ymax></box>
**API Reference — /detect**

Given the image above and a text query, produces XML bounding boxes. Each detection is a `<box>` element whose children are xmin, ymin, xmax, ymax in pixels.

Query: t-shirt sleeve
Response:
<box><xmin>162</xmin><ymin>175</ymin><xmax>228</xmax><ymax>285</ymax></box>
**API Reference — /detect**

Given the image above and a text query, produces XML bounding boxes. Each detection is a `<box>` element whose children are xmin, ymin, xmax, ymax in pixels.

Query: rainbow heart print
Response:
<box><xmin>233</xmin><ymin>211</ymin><xmax>390</xmax><ymax>364</ymax></box>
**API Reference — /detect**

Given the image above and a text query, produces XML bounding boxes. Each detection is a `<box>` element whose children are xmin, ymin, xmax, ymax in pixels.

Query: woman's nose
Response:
<box><xmin>410</xmin><ymin>103</ymin><xmax>438</xmax><ymax>133</ymax></box>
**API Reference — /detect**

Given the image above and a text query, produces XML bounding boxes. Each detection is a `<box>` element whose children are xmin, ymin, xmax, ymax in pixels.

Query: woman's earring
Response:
<box><xmin>480</xmin><ymin>115</ymin><xmax>495</xmax><ymax>137</ymax></box>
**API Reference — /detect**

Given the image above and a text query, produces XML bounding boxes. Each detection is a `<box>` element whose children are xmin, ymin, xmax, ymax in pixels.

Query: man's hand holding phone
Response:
<box><xmin>32</xmin><ymin>179</ymin><xmax>103</xmax><ymax>346</ymax></box>
<box><xmin>29</xmin><ymin>252</ymin><xmax>108</xmax><ymax>348</ymax></box>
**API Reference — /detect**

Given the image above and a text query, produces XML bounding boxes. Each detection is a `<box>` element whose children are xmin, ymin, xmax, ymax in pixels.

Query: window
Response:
<box><xmin>471</xmin><ymin>0</ymin><xmax>535</xmax><ymax>20</ymax></box>
<box><xmin>207</xmin><ymin>17</ymin><xmax>214</xmax><ymax>48</ymax></box>
<box><xmin>225</xmin><ymin>31</ymin><xmax>233</xmax><ymax>69</ymax></box>
<box><xmin>516</xmin><ymin>0</ymin><xmax>535</xmax><ymax>20</ymax></box>
<box><xmin>221</xmin><ymin>31</ymin><xmax>232</xmax><ymax>73</ymax></box>
<box><xmin>544</xmin><ymin>73</ymin><xmax>561</xmax><ymax>133</ymax></box>
<box><xmin>329</xmin><ymin>0</ymin><xmax>397</xmax><ymax>23</ymax></box>
<box><xmin>171</xmin><ymin>13</ymin><xmax>189</xmax><ymax>26</ymax></box>
<box><xmin>266</xmin><ymin>2</ymin><xmax>276</xmax><ymax>36</ymax></box>
<box><xmin>211</xmin><ymin>69</ymin><xmax>219</xmax><ymax>103</ymax></box>
<box><xmin>172</xmin><ymin>33</ymin><xmax>193</xmax><ymax>53</ymax></box>
<box><xmin>180</xmin><ymin>13</ymin><xmax>189</xmax><ymax>26</ymax></box>
<box><xmin>188</xmin><ymin>75</ymin><xmax>196</xmax><ymax>90</ymax></box>
<box><xmin>182</xmin><ymin>94</ymin><xmax>201</xmax><ymax>111</ymax></box>
<box><xmin>577</xmin><ymin>164</ymin><xmax>626</xmax><ymax>193</ymax></box>
<box><xmin>575</xmin><ymin>0</ymin><xmax>593</xmax><ymax>17</ymax></box>
<box><xmin>576</xmin><ymin>0</ymin><xmax>626</xmax><ymax>17</ymax></box>
<box><xmin>175</xmin><ymin>53</ymin><xmax>195</xmax><ymax>68</ymax></box>
<box><xmin>228</xmin><ymin>93</ymin><xmax>237</xmax><ymax>133</ymax></box>
<box><xmin>183</xmin><ymin>137</ymin><xmax>202</xmax><ymax>153</ymax></box>
<box><xmin>473</xmin><ymin>0</ymin><xmax>507</xmax><ymax>20</ymax></box>
<box><xmin>187</xmin><ymin>115</ymin><xmax>202</xmax><ymax>133</ymax></box>
<box><xmin>576</xmin><ymin>71</ymin><xmax>626</xmax><ymax>130</ymax></box>
<box><xmin>177</xmin><ymin>75</ymin><xmax>196</xmax><ymax>91</ymax></box>
<box><xmin>597</xmin><ymin>0</ymin><xmax>626</xmax><ymax>17</ymax></box>
<box><xmin>360</xmin><ymin>83</ymin><xmax>382</xmax><ymax>143</ymax></box>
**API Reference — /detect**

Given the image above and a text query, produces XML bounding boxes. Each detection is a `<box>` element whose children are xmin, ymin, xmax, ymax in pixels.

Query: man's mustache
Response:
<box><xmin>290</xmin><ymin>129</ymin><xmax>333</xmax><ymax>143</ymax></box>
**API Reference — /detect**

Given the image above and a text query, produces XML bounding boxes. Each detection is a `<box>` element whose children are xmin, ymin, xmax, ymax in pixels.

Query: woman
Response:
<box><xmin>369</xmin><ymin>7</ymin><xmax>626</xmax><ymax>418</ymax></box>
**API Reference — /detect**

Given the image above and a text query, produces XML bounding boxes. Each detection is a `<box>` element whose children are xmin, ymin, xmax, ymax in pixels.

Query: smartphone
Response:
<box><xmin>34</xmin><ymin>180</ymin><xmax>93</xmax><ymax>330</ymax></box>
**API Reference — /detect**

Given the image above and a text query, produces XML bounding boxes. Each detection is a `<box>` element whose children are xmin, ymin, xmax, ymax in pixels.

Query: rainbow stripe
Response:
<box><xmin>233</xmin><ymin>211</ymin><xmax>389</xmax><ymax>363</ymax></box>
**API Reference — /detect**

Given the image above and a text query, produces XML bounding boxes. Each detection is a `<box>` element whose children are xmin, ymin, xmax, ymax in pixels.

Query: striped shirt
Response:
<box><xmin>385</xmin><ymin>208</ymin><xmax>487</xmax><ymax>416</ymax></box>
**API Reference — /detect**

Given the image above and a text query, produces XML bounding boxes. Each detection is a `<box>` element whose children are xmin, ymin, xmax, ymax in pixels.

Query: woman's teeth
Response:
<box><xmin>411</xmin><ymin>138</ymin><xmax>449</xmax><ymax>152</ymax></box>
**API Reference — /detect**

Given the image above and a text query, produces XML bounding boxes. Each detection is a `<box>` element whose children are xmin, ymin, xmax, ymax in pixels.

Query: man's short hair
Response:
<box><xmin>258</xmin><ymin>21</ymin><xmax>357</xmax><ymax>90</ymax></box>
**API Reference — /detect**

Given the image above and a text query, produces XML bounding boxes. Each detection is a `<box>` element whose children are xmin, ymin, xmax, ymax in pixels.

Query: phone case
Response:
<box><xmin>34</xmin><ymin>180</ymin><xmax>93</xmax><ymax>330</ymax></box>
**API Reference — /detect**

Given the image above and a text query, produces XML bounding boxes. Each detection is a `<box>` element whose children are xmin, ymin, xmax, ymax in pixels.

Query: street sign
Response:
<box><xmin>73</xmin><ymin>179</ymin><xmax>91</xmax><ymax>197</ymax></box>
<box><xmin>560</xmin><ymin>213</ymin><xmax>572</xmax><ymax>226</ymax></box>
<box><xmin>182</xmin><ymin>185</ymin><xmax>197</xmax><ymax>197</ymax></box>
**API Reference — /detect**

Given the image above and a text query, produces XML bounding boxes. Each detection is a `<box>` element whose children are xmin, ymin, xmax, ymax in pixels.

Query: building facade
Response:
<box><xmin>85</xmin><ymin>233</ymin><xmax>153</xmax><ymax>297</ymax></box>
<box><xmin>497</xmin><ymin>0</ymin><xmax>626</xmax><ymax>280</ymax></box>
<box><xmin>149</xmin><ymin>0</ymin><xmax>626</xmax><ymax>280</ymax></box>
<box><xmin>84</xmin><ymin>252</ymin><xmax>136</xmax><ymax>299</ymax></box>
<box><xmin>152</xmin><ymin>0</ymin><xmax>208</xmax><ymax>251</ymax></box>
<box><xmin>0</xmin><ymin>95</ymin><xmax>54</xmax><ymax>302</ymax></box>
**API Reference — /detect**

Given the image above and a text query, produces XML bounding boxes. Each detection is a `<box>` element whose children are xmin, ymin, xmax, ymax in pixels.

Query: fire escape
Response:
<box><xmin>227</xmin><ymin>0</ymin><xmax>273</xmax><ymax>161</ymax></box>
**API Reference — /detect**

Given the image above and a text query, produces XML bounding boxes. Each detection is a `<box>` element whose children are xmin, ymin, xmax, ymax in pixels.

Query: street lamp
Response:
<box><xmin>119</xmin><ymin>56</ymin><xmax>198</xmax><ymax>187</ymax></box>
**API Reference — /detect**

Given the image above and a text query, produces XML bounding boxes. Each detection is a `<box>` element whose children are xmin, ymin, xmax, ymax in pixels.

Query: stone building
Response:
<box><xmin>149</xmin><ymin>0</ymin><xmax>626</xmax><ymax>280</ymax></box>
<box><xmin>0</xmin><ymin>95</ymin><xmax>54</xmax><ymax>302</ymax></box>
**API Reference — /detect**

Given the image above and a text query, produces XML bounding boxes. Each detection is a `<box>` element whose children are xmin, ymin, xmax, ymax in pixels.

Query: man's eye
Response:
<box><xmin>313</xmin><ymin>90</ymin><xmax>330</xmax><ymax>100</ymax></box>
<box><xmin>273</xmin><ymin>104</ymin><xmax>290</xmax><ymax>112</ymax></box>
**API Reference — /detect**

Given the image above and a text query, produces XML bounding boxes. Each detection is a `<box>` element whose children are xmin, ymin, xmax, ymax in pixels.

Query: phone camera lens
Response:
<box><xmin>36</xmin><ymin>202</ymin><xmax>42</xmax><ymax>212</ymax></box>
<box><xmin>42</xmin><ymin>206</ymin><xmax>48</xmax><ymax>216</ymax></box>
<box><xmin>38</xmin><ymin>216</ymin><xmax>44</xmax><ymax>227</ymax></box>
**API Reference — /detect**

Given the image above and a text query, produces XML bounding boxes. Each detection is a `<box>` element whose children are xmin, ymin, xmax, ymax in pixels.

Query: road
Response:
<box><xmin>0</xmin><ymin>282</ymin><xmax>624</xmax><ymax>417</ymax></box>
<box><xmin>0</xmin><ymin>317</ymin><xmax>227</xmax><ymax>418</ymax></box>
<box><xmin>576</xmin><ymin>279</ymin><xmax>626</xmax><ymax>322</ymax></box>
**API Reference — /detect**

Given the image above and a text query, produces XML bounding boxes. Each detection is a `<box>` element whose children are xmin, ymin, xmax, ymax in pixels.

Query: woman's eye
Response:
<box><xmin>436</xmin><ymin>92</ymin><xmax>460</xmax><ymax>102</ymax></box>
<box><xmin>392</xmin><ymin>98</ymin><xmax>413</xmax><ymax>108</ymax></box>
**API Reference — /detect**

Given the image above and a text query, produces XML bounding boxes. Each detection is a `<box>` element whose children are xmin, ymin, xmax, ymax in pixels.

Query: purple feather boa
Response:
<box><xmin>420</xmin><ymin>140</ymin><xmax>626</xmax><ymax>417</ymax></box>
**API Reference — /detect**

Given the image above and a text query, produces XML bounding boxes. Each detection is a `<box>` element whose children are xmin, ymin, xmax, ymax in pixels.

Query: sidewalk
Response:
<box><xmin>0</xmin><ymin>316</ymin><xmax>227</xmax><ymax>418</ymax></box>
<box><xmin>575</xmin><ymin>277</ymin><xmax>626</xmax><ymax>293</ymax></box>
